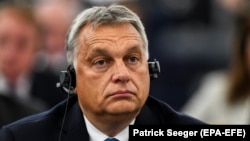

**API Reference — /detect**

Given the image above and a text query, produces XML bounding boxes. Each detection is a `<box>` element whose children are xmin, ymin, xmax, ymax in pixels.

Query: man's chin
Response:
<box><xmin>108</xmin><ymin>102</ymin><xmax>140</xmax><ymax>115</ymax></box>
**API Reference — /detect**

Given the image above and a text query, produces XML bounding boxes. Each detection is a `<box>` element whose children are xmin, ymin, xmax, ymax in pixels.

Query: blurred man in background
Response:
<box><xmin>0</xmin><ymin>3</ymin><xmax>44</xmax><ymax>126</ymax></box>
<box><xmin>0</xmin><ymin>3</ymin><xmax>66</xmax><ymax>126</ymax></box>
<box><xmin>34</xmin><ymin>0</ymin><xmax>82</xmax><ymax>75</ymax></box>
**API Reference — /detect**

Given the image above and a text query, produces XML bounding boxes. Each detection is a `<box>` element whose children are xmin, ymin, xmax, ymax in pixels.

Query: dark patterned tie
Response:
<box><xmin>104</xmin><ymin>138</ymin><xmax>119</xmax><ymax>141</ymax></box>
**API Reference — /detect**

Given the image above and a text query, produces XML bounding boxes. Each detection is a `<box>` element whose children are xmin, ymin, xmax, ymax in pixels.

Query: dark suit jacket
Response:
<box><xmin>0</xmin><ymin>95</ymin><xmax>206</xmax><ymax>141</ymax></box>
<box><xmin>0</xmin><ymin>70</ymin><xmax>67</xmax><ymax>127</ymax></box>
<box><xmin>0</xmin><ymin>94</ymin><xmax>43</xmax><ymax>127</ymax></box>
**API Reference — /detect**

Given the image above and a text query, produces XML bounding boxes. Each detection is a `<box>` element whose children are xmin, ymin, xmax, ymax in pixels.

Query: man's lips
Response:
<box><xmin>109</xmin><ymin>90</ymin><xmax>135</xmax><ymax>97</ymax></box>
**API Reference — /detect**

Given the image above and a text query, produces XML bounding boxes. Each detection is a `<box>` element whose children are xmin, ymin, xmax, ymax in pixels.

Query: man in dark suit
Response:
<box><xmin>0</xmin><ymin>4</ymin><xmax>206</xmax><ymax>141</ymax></box>
<box><xmin>0</xmin><ymin>3</ymin><xmax>67</xmax><ymax>111</ymax></box>
<box><xmin>0</xmin><ymin>3</ymin><xmax>67</xmax><ymax>127</ymax></box>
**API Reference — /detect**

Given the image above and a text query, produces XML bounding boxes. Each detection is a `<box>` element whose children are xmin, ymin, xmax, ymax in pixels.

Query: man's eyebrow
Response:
<box><xmin>90</xmin><ymin>45</ymin><xmax>141</xmax><ymax>54</ymax></box>
<box><xmin>90</xmin><ymin>48</ymin><xmax>110</xmax><ymax>56</ymax></box>
<box><xmin>126</xmin><ymin>46</ymin><xmax>142</xmax><ymax>53</ymax></box>
<box><xmin>86</xmin><ymin>45</ymin><xmax>142</xmax><ymax>60</ymax></box>
<box><xmin>86</xmin><ymin>48</ymin><xmax>110</xmax><ymax>61</ymax></box>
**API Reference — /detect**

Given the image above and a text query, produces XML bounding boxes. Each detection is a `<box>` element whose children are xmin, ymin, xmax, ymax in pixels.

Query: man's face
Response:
<box><xmin>35</xmin><ymin>3</ymin><xmax>70</xmax><ymax>54</ymax></box>
<box><xmin>75</xmin><ymin>23</ymin><xmax>150</xmax><ymax>118</ymax></box>
<box><xmin>0</xmin><ymin>12</ymin><xmax>37</xmax><ymax>81</ymax></box>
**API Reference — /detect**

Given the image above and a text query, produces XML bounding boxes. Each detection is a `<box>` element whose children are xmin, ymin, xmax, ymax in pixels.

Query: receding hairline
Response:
<box><xmin>66</xmin><ymin>4</ymin><xmax>149</xmax><ymax>66</ymax></box>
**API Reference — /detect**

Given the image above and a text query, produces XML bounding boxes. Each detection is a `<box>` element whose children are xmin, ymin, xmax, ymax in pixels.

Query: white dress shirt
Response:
<box><xmin>0</xmin><ymin>73</ymin><xmax>31</xmax><ymax>100</ymax></box>
<box><xmin>84</xmin><ymin>114</ymin><xmax>135</xmax><ymax>141</ymax></box>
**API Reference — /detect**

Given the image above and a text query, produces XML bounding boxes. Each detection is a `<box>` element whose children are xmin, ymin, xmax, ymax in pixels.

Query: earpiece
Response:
<box><xmin>148</xmin><ymin>59</ymin><xmax>161</xmax><ymax>79</ymax></box>
<box><xmin>56</xmin><ymin>59</ymin><xmax>160</xmax><ymax>94</ymax></box>
<box><xmin>56</xmin><ymin>65</ymin><xmax>76</xmax><ymax>95</ymax></box>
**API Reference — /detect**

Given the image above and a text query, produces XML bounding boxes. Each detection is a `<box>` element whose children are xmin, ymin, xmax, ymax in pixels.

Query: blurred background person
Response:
<box><xmin>34</xmin><ymin>0</ymin><xmax>82</xmax><ymax>75</ymax></box>
<box><xmin>181</xmin><ymin>4</ymin><xmax>250</xmax><ymax>124</ymax></box>
<box><xmin>0</xmin><ymin>3</ymin><xmax>44</xmax><ymax>126</ymax></box>
<box><xmin>0</xmin><ymin>3</ymin><xmax>67</xmax><ymax>126</ymax></box>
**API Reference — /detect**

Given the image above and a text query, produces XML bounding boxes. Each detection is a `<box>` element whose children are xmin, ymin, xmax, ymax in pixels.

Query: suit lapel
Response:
<box><xmin>59</xmin><ymin>97</ymin><xmax>89</xmax><ymax>141</ymax></box>
<box><xmin>134</xmin><ymin>101</ymin><xmax>161</xmax><ymax>125</ymax></box>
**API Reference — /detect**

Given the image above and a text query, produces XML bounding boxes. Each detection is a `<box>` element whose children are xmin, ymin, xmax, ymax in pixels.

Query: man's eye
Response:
<box><xmin>128</xmin><ymin>56</ymin><xmax>139</xmax><ymax>64</ymax></box>
<box><xmin>94</xmin><ymin>59</ymin><xmax>106</xmax><ymax>67</ymax></box>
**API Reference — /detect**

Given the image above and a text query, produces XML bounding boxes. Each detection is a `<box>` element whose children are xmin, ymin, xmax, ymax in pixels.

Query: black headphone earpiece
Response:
<box><xmin>148</xmin><ymin>59</ymin><xmax>161</xmax><ymax>79</ymax></box>
<box><xmin>56</xmin><ymin>59</ymin><xmax>160</xmax><ymax>94</ymax></box>
<box><xmin>56</xmin><ymin>65</ymin><xmax>76</xmax><ymax>95</ymax></box>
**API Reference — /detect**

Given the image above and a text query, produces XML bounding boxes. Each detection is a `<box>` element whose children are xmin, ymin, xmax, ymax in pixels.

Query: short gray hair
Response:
<box><xmin>65</xmin><ymin>4</ymin><xmax>149</xmax><ymax>66</ymax></box>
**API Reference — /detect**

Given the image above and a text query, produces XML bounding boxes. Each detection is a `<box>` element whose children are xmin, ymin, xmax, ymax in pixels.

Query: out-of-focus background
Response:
<box><xmin>0</xmin><ymin>0</ymin><xmax>249</xmax><ymax>125</ymax></box>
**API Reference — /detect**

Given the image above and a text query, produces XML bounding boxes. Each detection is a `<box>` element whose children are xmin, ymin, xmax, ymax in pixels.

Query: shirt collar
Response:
<box><xmin>84</xmin><ymin>114</ymin><xmax>135</xmax><ymax>141</ymax></box>
<box><xmin>0</xmin><ymin>73</ymin><xmax>31</xmax><ymax>99</ymax></box>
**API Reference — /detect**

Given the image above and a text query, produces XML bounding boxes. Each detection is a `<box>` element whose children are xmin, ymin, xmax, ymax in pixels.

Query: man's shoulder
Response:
<box><xmin>143</xmin><ymin>96</ymin><xmax>206</xmax><ymax>124</ymax></box>
<box><xmin>1</xmin><ymin>95</ymin><xmax>77</xmax><ymax>131</ymax></box>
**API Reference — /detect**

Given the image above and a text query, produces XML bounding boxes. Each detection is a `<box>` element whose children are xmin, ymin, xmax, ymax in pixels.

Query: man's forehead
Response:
<box><xmin>78</xmin><ymin>23</ymin><xmax>141</xmax><ymax>44</ymax></box>
<box><xmin>81</xmin><ymin>22</ymin><xmax>139</xmax><ymax>34</ymax></box>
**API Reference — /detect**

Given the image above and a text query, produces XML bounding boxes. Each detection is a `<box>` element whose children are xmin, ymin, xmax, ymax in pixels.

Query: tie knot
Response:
<box><xmin>104</xmin><ymin>138</ymin><xmax>119</xmax><ymax>141</ymax></box>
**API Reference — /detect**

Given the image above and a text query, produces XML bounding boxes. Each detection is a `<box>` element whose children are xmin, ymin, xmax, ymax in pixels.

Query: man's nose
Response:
<box><xmin>111</xmin><ymin>61</ymin><xmax>130</xmax><ymax>83</ymax></box>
